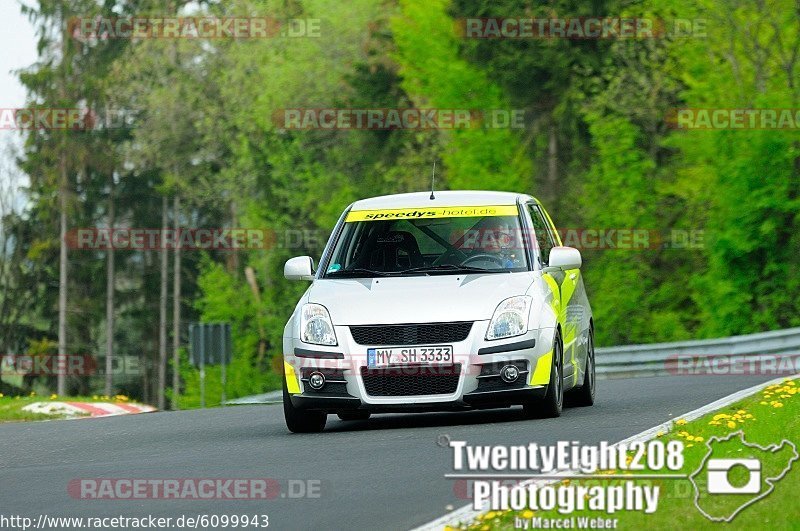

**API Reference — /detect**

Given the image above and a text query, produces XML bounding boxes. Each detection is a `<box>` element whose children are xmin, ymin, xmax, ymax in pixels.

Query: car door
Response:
<box><xmin>526</xmin><ymin>202</ymin><xmax>587</xmax><ymax>389</ymax></box>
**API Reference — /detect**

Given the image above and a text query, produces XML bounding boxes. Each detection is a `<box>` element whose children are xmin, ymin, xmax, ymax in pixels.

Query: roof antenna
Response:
<box><xmin>429</xmin><ymin>160</ymin><xmax>437</xmax><ymax>200</ymax></box>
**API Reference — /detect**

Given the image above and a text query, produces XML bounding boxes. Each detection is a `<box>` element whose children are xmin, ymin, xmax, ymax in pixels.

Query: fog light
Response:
<box><xmin>308</xmin><ymin>371</ymin><xmax>326</xmax><ymax>390</ymax></box>
<box><xmin>500</xmin><ymin>365</ymin><xmax>520</xmax><ymax>384</ymax></box>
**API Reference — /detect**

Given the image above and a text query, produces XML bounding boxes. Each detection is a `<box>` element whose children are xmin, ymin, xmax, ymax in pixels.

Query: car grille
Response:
<box><xmin>360</xmin><ymin>365</ymin><xmax>461</xmax><ymax>396</ymax></box>
<box><xmin>350</xmin><ymin>322</ymin><xmax>473</xmax><ymax>346</ymax></box>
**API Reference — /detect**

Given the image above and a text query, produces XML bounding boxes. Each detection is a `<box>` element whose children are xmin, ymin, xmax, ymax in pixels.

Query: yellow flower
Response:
<box><xmin>695</xmin><ymin>436</ymin><xmax>704</xmax><ymax>442</ymax></box>
<box><xmin>522</xmin><ymin>510</ymin><xmax>535</xmax><ymax>519</ymax></box>
<box><xmin>760</xmin><ymin>401</ymin><xmax>768</xmax><ymax>405</ymax></box>
<box><xmin>562</xmin><ymin>479</ymin><xmax>571</xmax><ymax>485</ymax></box>
<box><xmin>656</xmin><ymin>431</ymin><xmax>665</xmax><ymax>437</ymax></box>
<box><xmin>713</xmin><ymin>413</ymin><xmax>730</xmax><ymax>420</ymax></box>
<box><xmin>50</xmin><ymin>394</ymin><xmax>58</xmax><ymax>400</ymax></box>
<box><xmin>675</xmin><ymin>419</ymin><xmax>687</xmax><ymax>425</ymax></box>
<box><xmin>773</xmin><ymin>403</ymin><xmax>784</xmax><ymax>408</ymax></box>
<box><xmin>29</xmin><ymin>391</ymin><xmax>36</xmax><ymax>397</ymax></box>
<box><xmin>92</xmin><ymin>395</ymin><xmax>99</xmax><ymax>400</ymax></box>
<box><xmin>687</xmin><ymin>444</ymin><xmax>694</xmax><ymax>448</ymax></box>
<box><xmin>0</xmin><ymin>393</ymin><xmax>4</xmax><ymax>398</ymax></box>
<box><xmin>727</xmin><ymin>421</ymin><xmax>736</xmax><ymax>429</ymax></box>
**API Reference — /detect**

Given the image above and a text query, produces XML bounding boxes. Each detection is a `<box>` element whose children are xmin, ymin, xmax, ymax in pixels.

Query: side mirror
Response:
<box><xmin>284</xmin><ymin>256</ymin><xmax>315</xmax><ymax>281</ymax></box>
<box><xmin>548</xmin><ymin>246</ymin><xmax>582</xmax><ymax>270</ymax></box>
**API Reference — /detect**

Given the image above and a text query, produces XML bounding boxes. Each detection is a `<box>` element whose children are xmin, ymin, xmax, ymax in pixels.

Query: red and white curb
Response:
<box><xmin>22</xmin><ymin>401</ymin><xmax>156</xmax><ymax>419</ymax></box>
<box><xmin>413</xmin><ymin>372</ymin><xmax>800</xmax><ymax>531</ymax></box>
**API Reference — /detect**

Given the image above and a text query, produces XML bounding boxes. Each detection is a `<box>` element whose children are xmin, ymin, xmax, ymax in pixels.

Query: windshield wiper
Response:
<box><xmin>395</xmin><ymin>264</ymin><xmax>510</xmax><ymax>275</ymax></box>
<box><xmin>326</xmin><ymin>267</ymin><xmax>391</xmax><ymax>277</ymax></box>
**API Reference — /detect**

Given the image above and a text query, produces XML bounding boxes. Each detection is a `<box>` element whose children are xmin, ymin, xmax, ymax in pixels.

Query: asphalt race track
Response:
<box><xmin>0</xmin><ymin>374</ymin><xmax>777</xmax><ymax>530</ymax></box>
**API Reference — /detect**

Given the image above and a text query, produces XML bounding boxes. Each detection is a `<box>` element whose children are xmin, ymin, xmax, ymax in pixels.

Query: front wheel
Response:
<box><xmin>523</xmin><ymin>330</ymin><xmax>563</xmax><ymax>419</ymax></box>
<box><xmin>283</xmin><ymin>377</ymin><xmax>327</xmax><ymax>433</ymax></box>
<box><xmin>569</xmin><ymin>328</ymin><xmax>595</xmax><ymax>407</ymax></box>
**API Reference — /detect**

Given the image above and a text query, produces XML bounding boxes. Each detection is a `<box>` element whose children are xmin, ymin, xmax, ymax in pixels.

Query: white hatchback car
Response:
<box><xmin>281</xmin><ymin>191</ymin><xmax>594</xmax><ymax>432</ymax></box>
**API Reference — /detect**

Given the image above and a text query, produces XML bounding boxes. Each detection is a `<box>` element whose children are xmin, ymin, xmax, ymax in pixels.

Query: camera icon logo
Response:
<box><xmin>706</xmin><ymin>458</ymin><xmax>761</xmax><ymax>494</ymax></box>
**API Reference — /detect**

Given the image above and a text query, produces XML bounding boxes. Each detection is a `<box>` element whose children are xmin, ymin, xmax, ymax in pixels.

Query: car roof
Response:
<box><xmin>349</xmin><ymin>190</ymin><xmax>534</xmax><ymax>210</ymax></box>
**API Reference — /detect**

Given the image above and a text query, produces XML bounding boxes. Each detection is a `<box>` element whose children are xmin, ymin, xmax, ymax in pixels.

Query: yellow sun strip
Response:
<box><xmin>345</xmin><ymin>205</ymin><xmax>519</xmax><ymax>222</ymax></box>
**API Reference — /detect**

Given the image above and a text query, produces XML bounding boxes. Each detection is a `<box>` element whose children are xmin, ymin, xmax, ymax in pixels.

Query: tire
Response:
<box><xmin>523</xmin><ymin>330</ymin><xmax>563</xmax><ymax>419</ymax></box>
<box><xmin>337</xmin><ymin>411</ymin><xmax>371</xmax><ymax>421</ymax></box>
<box><xmin>283</xmin><ymin>377</ymin><xmax>327</xmax><ymax>433</ymax></box>
<box><xmin>569</xmin><ymin>328</ymin><xmax>596</xmax><ymax>407</ymax></box>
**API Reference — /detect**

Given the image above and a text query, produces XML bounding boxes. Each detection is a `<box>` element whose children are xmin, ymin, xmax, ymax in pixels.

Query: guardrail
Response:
<box><xmin>596</xmin><ymin>327</ymin><xmax>800</xmax><ymax>379</ymax></box>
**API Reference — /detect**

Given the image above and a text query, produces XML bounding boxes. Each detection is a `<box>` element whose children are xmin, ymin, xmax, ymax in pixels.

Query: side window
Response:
<box><xmin>527</xmin><ymin>204</ymin><xmax>555</xmax><ymax>266</ymax></box>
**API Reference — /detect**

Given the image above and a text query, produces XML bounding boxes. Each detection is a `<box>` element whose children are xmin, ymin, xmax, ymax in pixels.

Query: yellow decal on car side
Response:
<box><xmin>531</xmin><ymin>350</ymin><xmax>553</xmax><ymax>385</ymax></box>
<box><xmin>284</xmin><ymin>361</ymin><xmax>301</xmax><ymax>394</ymax></box>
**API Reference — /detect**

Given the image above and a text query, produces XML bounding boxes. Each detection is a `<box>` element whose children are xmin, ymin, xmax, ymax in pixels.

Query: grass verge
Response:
<box><xmin>454</xmin><ymin>377</ymin><xmax>799</xmax><ymax>531</ymax></box>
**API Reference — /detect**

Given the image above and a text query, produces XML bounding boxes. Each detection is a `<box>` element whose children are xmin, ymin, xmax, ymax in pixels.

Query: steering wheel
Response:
<box><xmin>460</xmin><ymin>254</ymin><xmax>506</xmax><ymax>267</ymax></box>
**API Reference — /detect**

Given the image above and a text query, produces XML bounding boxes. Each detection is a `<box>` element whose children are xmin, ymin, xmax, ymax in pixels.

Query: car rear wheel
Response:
<box><xmin>337</xmin><ymin>411</ymin><xmax>371</xmax><ymax>421</ymax></box>
<box><xmin>569</xmin><ymin>328</ymin><xmax>596</xmax><ymax>407</ymax></box>
<box><xmin>283</xmin><ymin>378</ymin><xmax>327</xmax><ymax>433</ymax></box>
<box><xmin>523</xmin><ymin>330</ymin><xmax>563</xmax><ymax>419</ymax></box>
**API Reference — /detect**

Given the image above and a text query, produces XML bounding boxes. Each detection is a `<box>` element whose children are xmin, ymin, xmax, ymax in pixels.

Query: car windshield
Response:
<box><xmin>324</xmin><ymin>209</ymin><xmax>529</xmax><ymax>277</ymax></box>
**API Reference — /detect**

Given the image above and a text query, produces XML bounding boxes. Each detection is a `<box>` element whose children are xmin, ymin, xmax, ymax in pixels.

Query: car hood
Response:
<box><xmin>307</xmin><ymin>273</ymin><xmax>535</xmax><ymax>325</ymax></box>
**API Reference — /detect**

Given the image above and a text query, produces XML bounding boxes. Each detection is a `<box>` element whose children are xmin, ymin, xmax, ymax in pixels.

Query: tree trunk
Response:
<box><xmin>157</xmin><ymin>196</ymin><xmax>168</xmax><ymax>410</ymax></box>
<box><xmin>229</xmin><ymin>200</ymin><xmax>239</xmax><ymax>273</ymax></box>
<box><xmin>547</xmin><ymin>120</ymin><xmax>558</xmax><ymax>204</ymax></box>
<box><xmin>172</xmin><ymin>195</ymin><xmax>182</xmax><ymax>410</ymax></box>
<box><xmin>245</xmin><ymin>266</ymin><xmax>267</xmax><ymax>369</ymax></box>
<box><xmin>57</xmin><ymin>150</ymin><xmax>68</xmax><ymax>396</ymax></box>
<box><xmin>104</xmin><ymin>174</ymin><xmax>115</xmax><ymax>396</ymax></box>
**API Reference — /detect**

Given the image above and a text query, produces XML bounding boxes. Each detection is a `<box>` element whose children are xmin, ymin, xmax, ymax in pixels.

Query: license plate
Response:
<box><xmin>367</xmin><ymin>345</ymin><xmax>454</xmax><ymax>367</ymax></box>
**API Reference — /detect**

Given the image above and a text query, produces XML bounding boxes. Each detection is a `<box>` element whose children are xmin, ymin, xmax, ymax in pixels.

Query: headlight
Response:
<box><xmin>301</xmin><ymin>303</ymin><xmax>337</xmax><ymax>345</ymax></box>
<box><xmin>486</xmin><ymin>296</ymin><xmax>532</xmax><ymax>340</ymax></box>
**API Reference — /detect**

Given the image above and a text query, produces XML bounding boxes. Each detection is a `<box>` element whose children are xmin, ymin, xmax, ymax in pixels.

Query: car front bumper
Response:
<box><xmin>283</xmin><ymin>321</ymin><xmax>556</xmax><ymax>412</ymax></box>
